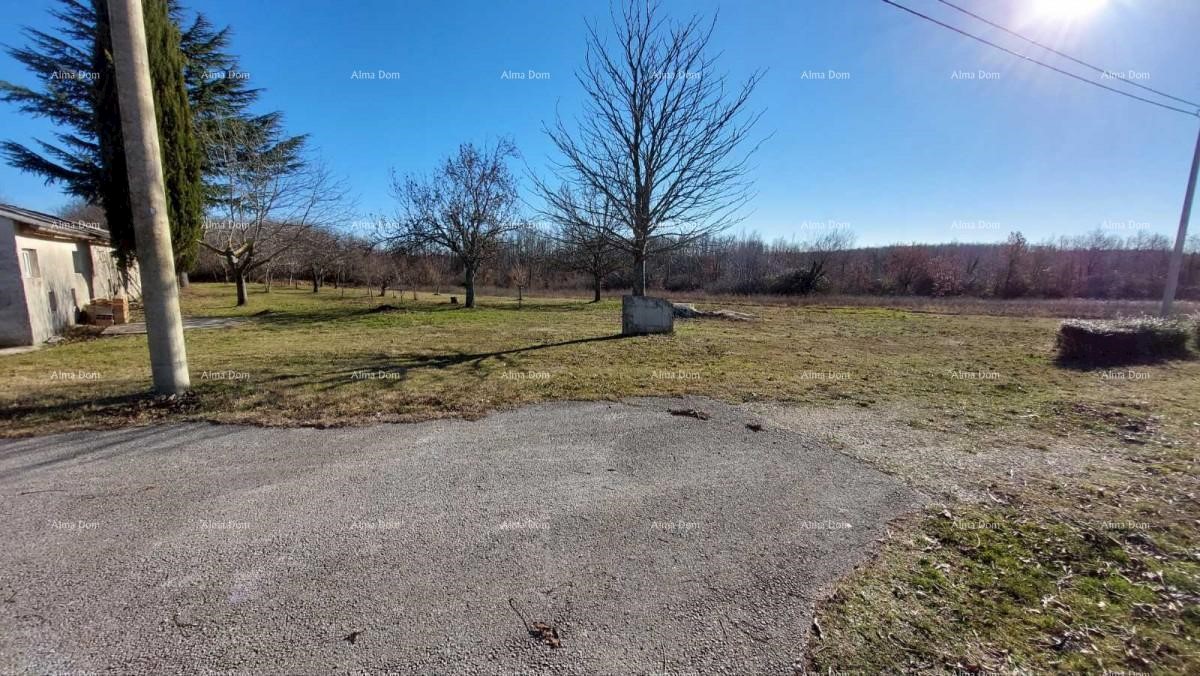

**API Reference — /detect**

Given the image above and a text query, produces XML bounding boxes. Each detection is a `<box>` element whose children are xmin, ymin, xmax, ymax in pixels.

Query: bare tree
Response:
<box><xmin>548</xmin><ymin>186</ymin><xmax>624</xmax><ymax>301</ymax></box>
<box><xmin>201</xmin><ymin>116</ymin><xmax>347</xmax><ymax>305</ymax></box>
<box><xmin>296</xmin><ymin>226</ymin><xmax>355</xmax><ymax>294</ymax></box>
<box><xmin>387</xmin><ymin>139</ymin><xmax>522</xmax><ymax>308</ymax></box>
<box><xmin>537</xmin><ymin>0</ymin><xmax>763</xmax><ymax>296</ymax></box>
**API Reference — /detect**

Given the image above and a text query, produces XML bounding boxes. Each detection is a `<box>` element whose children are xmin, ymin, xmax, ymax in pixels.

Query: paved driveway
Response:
<box><xmin>0</xmin><ymin>398</ymin><xmax>924</xmax><ymax>675</ymax></box>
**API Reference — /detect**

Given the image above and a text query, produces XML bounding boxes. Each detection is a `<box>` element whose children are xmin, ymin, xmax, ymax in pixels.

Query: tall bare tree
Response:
<box><xmin>387</xmin><ymin>139</ymin><xmax>522</xmax><ymax>308</ymax></box>
<box><xmin>537</xmin><ymin>0</ymin><xmax>763</xmax><ymax>296</ymax></box>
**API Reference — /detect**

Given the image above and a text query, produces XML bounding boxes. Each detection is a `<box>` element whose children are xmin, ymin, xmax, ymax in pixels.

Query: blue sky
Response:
<box><xmin>1</xmin><ymin>0</ymin><xmax>1198</xmax><ymax>246</ymax></box>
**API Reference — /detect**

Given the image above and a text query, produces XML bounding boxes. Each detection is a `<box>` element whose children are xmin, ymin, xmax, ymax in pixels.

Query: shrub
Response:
<box><xmin>1056</xmin><ymin>317</ymin><xmax>1193</xmax><ymax>364</ymax></box>
<box><xmin>769</xmin><ymin>268</ymin><xmax>825</xmax><ymax>295</ymax></box>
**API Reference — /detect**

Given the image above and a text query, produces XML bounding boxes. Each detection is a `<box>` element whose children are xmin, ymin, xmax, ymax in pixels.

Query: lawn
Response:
<box><xmin>2</xmin><ymin>282</ymin><xmax>1198</xmax><ymax>672</ymax></box>
<box><xmin>4</xmin><ymin>282</ymin><xmax>1197</xmax><ymax>436</ymax></box>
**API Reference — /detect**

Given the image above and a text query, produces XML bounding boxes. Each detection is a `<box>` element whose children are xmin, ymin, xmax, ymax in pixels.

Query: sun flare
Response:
<box><xmin>1031</xmin><ymin>0</ymin><xmax>1108</xmax><ymax>20</ymax></box>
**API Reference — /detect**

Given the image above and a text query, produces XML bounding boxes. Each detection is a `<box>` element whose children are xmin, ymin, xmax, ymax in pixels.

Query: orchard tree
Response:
<box><xmin>548</xmin><ymin>186</ymin><xmax>623</xmax><ymax>302</ymax></box>
<box><xmin>202</xmin><ymin>115</ymin><xmax>347</xmax><ymax>305</ymax></box>
<box><xmin>386</xmin><ymin>139</ymin><xmax>522</xmax><ymax>308</ymax></box>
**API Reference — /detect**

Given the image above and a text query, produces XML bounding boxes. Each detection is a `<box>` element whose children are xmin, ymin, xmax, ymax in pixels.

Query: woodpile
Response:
<box><xmin>84</xmin><ymin>297</ymin><xmax>130</xmax><ymax>326</ymax></box>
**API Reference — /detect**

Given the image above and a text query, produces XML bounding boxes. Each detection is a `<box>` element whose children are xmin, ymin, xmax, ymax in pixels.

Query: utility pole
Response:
<box><xmin>1161</xmin><ymin>121</ymin><xmax>1200</xmax><ymax>317</ymax></box>
<box><xmin>109</xmin><ymin>0</ymin><xmax>190</xmax><ymax>394</ymax></box>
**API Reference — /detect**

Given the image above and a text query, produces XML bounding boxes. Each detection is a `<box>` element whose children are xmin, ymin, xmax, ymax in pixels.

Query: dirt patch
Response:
<box><xmin>747</xmin><ymin>402</ymin><xmax>1105</xmax><ymax>504</ymax></box>
<box><xmin>671</xmin><ymin>303</ymin><xmax>757</xmax><ymax>321</ymax></box>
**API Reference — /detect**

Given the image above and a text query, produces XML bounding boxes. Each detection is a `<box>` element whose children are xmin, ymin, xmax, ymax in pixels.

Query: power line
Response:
<box><xmin>935</xmin><ymin>0</ymin><xmax>1200</xmax><ymax>109</ymax></box>
<box><xmin>879</xmin><ymin>0</ymin><xmax>1199</xmax><ymax>117</ymax></box>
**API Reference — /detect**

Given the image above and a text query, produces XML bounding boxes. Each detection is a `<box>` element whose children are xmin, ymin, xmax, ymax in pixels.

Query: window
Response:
<box><xmin>48</xmin><ymin>289</ymin><xmax>57</xmax><ymax>313</ymax></box>
<box><xmin>72</xmin><ymin>250</ymin><xmax>85</xmax><ymax>274</ymax></box>
<box><xmin>20</xmin><ymin>249</ymin><xmax>40</xmax><ymax>277</ymax></box>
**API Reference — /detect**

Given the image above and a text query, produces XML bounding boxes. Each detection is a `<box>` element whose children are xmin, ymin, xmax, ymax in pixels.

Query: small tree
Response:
<box><xmin>997</xmin><ymin>232</ymin><xmax>1029</xmax><ymax>298</ymax></box>
<box><xmin>548</xmin><ymin>186</ymin><xmax>623</xmax><ymax>302</ymax></box>
<box><xmin>538</xmin><ymin>1</ymin><xmax>763</xmax><ymax>295</ymax></box>
<box><xmin>386</xmin><ymin>139</ymin><xmax>521</xmax><ymax>308</ymax></box>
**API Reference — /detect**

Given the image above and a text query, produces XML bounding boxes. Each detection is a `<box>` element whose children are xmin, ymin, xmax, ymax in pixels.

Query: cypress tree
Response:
<box><xmin>139</xmin><ymin>0</ymin><xmax>204</xmax><ymax>272</ymax></box>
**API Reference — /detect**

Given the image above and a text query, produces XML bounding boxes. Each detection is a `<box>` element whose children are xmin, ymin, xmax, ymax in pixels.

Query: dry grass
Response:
<box><xmin>3</xmin><ymin>283</ymin><xmax>1197</xmax><ymax>438</ymax></box>
<box><xmin>665</xmin><ymin>290</ymin><xmax>1200</xmax><ymax>319</ymax></box>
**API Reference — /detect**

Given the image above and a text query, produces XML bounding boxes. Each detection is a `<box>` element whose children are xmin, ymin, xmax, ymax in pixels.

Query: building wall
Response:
<box><xmin>14</xmin><ymin>230</ymin><xmax>94</xmax><ymax>344</ymax></box>
<box><xmin>2</xmin><ymin>222</ymin><xmax>137</xmax><ymax>346</ymax></box>
<box><xmin>89</xmin><ymin>243</ymin><xmax>141</xmax><ymax>302</ymax></box>
<box><xmin>0</xmin><ymin>217</ymin><xmax>34</xmax><ymax>347</ymax></box>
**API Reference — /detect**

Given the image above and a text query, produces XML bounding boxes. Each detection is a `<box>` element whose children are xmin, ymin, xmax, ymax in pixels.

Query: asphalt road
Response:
<box><xmin>0</xmin><ymin>397</ymin><xmax>925</xmax><ymax>675</ymax></box>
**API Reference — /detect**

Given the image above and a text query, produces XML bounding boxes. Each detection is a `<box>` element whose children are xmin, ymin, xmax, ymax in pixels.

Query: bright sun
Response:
<box><xmin>1031</xmin><ymin>0</ymin><xmax>1108</xmax><ymax>20</ymax></box>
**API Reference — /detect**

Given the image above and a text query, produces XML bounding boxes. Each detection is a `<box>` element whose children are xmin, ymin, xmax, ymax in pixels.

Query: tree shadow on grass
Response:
<box><xmin>264</xmin><ymin>333</ymin><xmax>634</xmax><ymax>392</ymax></box>
<box><xmin>391</xmin><ymin>333</ymin><xmax>630</xmax><ymax>368</ymax></box>
<box><xmin>481</xmin><ymin>301</ymin><xmax>602</xmax><ymax>313</ymax></box>
<box><xmin>243</xmin><ymin>299</ymin><xmax>577</xmax><ymax>329</ymax></box>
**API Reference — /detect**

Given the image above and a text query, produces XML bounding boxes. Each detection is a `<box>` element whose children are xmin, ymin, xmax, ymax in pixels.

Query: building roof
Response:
<box><xmin>0</xmin><ymin>203</ymin><xmax>111</xmax><ymax>243</ymax></box>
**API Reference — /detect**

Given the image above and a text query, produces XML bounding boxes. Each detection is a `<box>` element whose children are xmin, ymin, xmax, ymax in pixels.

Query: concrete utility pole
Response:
<box><xmin>1161</xmin><ymin>122</ymin><xmax>1200</xmax><ymax>317</ymax></box>
<box><xmin>109</xmin><ymin>0</ymin><xmax>190</xmax><ymax>393</ymax></box>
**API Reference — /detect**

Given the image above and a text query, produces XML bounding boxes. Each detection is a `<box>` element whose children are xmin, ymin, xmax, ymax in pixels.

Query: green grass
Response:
<box><xmin>811</xmin><ymin>495</ymin><xmax>1200</xmax><ymax>673</ymax></box>
<box><xmin>2</xmin><ymin>282</ymin><xmax>1198</xmax><ymax>672</ymax></box>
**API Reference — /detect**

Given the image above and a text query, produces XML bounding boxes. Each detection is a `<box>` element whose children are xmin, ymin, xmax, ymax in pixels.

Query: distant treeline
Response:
<box><xmin>193</xmin><ymin>227</ymin><xmax>1200</xmax><ymax>302</ymax></box>
<box><xmin>646</xmin><ymin>230</ymin><xmax>1200</xmax><ymax>300</ymax></box>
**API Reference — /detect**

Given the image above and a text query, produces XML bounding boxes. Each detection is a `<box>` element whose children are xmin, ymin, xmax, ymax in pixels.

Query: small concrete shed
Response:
<box><xmin>0</xmin><ymin>203</ymin><xmax>139</xmax><ymax>346</ymax></box>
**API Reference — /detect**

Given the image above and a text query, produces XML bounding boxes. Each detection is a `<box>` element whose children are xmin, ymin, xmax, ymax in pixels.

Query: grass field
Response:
<box><xmin>2</xmin><ymin>282</ymin><xmax>1197</xmax><ymax>672</ymax></box>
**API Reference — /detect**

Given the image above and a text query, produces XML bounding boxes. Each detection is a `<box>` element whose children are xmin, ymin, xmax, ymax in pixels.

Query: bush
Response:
<box><xmin>1056</xmin><ymin>317</ymin><xmax>1193</xmax><ymax>364</ymax></box>
<box><xmin>769</xmin><ymin>268</ymin><xmax>825</xmax><ymax>295</ymax></box>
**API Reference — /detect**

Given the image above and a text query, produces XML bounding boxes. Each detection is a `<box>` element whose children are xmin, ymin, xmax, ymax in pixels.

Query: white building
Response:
<box><xmin>0</xmin><ymin>203</ymin><xmax>139</xmax><ymax>347</ymax></box>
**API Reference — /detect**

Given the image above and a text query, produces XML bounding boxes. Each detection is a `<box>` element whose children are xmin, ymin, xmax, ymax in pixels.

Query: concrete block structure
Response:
<box><xmin>0</xmin><ymin>204</ymin><xmax>139</xmax><ymax>347</ymax></box>
<box><xmin>622</xmin><ymin>295</ymin><xmax>675</xmax><ymax>335</ymax></box>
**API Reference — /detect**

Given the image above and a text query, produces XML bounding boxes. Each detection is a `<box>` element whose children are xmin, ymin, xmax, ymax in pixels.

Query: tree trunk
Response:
<box><xmin>235</xmin><ymin>271</ymin><xmax>248</xmax><ymax>306</ymax></box>
<box><xmin>265</xmin><ymin>268</ymin><xmax>273</xmax><ymax>293</ymax></box>
<box><xmin>379</xmin><ymin>281</ymin><xmax>387</xmax><ymax>297</ymax></box>
<box><xmin>632</xmin><ymin>253</ymin><xmax>647</xmax><ymax>296</ymax></box>
<box><xmin>464</xmin><ymin>265</ymin><xmax>477</xmax><ymax>308</ymax></box>
<box><xmin>177</xmin><ymin>271</ymin><xmax>189</xmax><ymax>289</ymax></box>
<box><xmin>592</xmin><ymin>273</ymin><xmax>602</xmax><ymax>302</ymax></box>
<box><xmin>311</xmin><ymin>268</ymin><xmax>320</xmax><ymax>294</ymax></box>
